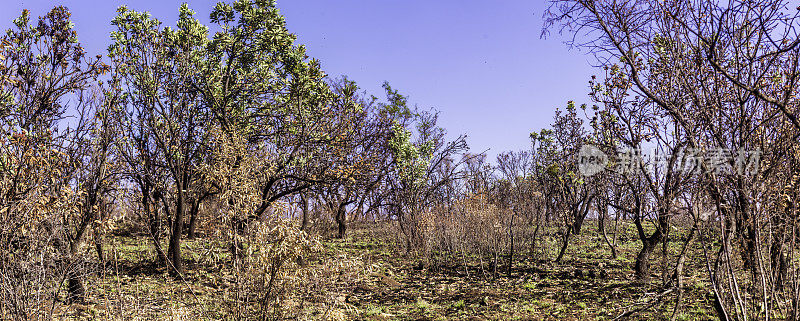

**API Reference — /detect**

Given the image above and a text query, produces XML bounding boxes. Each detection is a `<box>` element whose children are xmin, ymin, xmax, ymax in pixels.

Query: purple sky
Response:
<box><xmin>2</xmin><ymin>0</ymin><xmax>597</xmax><ymax>160</ymax></box>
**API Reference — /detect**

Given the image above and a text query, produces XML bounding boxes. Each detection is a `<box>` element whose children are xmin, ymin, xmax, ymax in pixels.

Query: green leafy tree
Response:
<box><xmin>108</xmin><ymin>4</ymin><xmax>211</xmax><ymax>275</ymax></box>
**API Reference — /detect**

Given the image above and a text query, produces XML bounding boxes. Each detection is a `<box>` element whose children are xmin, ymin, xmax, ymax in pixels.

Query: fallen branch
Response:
<box><xmin>613</xmin><ymin>288</ymin><xmax>674</xmax><ymax>320</ymax></box>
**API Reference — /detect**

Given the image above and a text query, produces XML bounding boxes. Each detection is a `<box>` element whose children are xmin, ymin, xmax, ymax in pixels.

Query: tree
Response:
<box><xmin>0</xmin><ymin>6</ymin><xmax>106</xmax><ymax>313</ymax></box>
<box><xmin>314</xmin><ymin>77</ymin><xmax>394</xmax><ymax>238</ymax></box>
<box><xmin>108</xmin><ymin>4</ymin><xmax>211</xmax><ymax>275</ymax></box>
<box><xmin>495</xmin><ymin>150</ymin><xmax>533</xmax><ymax>276</ymax></box>
<box><xmin>536</xmin><ymin>102</ymin><xmax>596</xmax><ymax>262</ymax></box>
<box><xmin>546</xmin><ymin>0</ymin><xmax>800</xmax><ymax>316</ymax></box>
<box><xmin>197</xmin><ymin>0</ymin><xmax>338</xmax><ymax>240</ymax></box>
<box><xmin>382</xmin><ymin>83</ymin><xmax>470</xmax><ymax>251</ymax></box>
<box><xmin>62</xmin><ymin>89</ymin><xmax>120</xmax><ymax>303</ymax></box>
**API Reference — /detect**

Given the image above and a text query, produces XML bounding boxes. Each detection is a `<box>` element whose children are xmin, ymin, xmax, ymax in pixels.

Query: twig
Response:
<box><xmin>613</xmin><ymin>288</ymin><xmax>674</xmax><ymax>321</ymax></box>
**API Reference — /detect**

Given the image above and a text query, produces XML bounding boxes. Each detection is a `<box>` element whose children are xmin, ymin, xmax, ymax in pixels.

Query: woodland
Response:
<box><xmin>2</xmin><ymin>0</ymin><xmax>800</xmax><ymax>320</ymax></box>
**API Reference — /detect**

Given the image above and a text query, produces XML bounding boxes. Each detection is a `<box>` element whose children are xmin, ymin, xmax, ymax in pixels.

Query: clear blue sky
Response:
<box><xmin>1</xmin><ymin>0</ymin><xmax>596</xmax><ymax>160</ymax></box>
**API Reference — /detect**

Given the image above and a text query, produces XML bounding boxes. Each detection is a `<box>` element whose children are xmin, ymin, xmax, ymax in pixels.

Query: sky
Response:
<box><xmin>1</xmin><ymin>0</ymin><xmax>597</xmax><ymax>161</ymax></box>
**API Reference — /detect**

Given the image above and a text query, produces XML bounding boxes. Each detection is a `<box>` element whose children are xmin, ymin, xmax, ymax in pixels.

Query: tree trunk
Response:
<box><xmin>230</xmin><ymin>216</ymin><xmax>245</xmax><ymax>262</ymax></box>
<box><xmin>336</xmin><ymin>203</ymin><xmax>347</xmax><ymax>239</ymax></box>
<box><xmin>772</xmin><ymin>241</ymin><xmax>789</xmax><ymax>289</ymax></box>
<box><xmin>145</xmin><ymin>188</ymin><xmax>168</xmax><ymax>266</ymax></box>
<box><xmin>167</xmin><ymin>185</ymin><xmax>185</xmax><ymax>276</ymax></box>
<box><xmin>634</xmin><ymin>237</ymin><xmax>659</xmax><ymax>283</ymax></box>
<box><xmin>66</xmin><ymin>245</ymin><xmax>87</xmax><ymax>304</ymax></box>
<box><xmin>571</xmin><ymin>194</ymin><xmax>594</xmax><ymax>235</ymax></box>
<box><xmin>300</xmin><ymin>193</ymin><xmax>309</xmax><ymax>231</ymax></box>
<box><xmin>507</xmin><ymin>209</ymin><xmax>516</xmax><ymax>277</ymax></box>
<box><xmin>507</xmin><ymin>230</ymin><xmax>514</xmax><ymax>277</ymax></box>
<box><xmin>492</xmin><ymin>250</ymin><xmax>499</xmax><ymax>279</ymax></box>
<box><xmin>598</xmin><ymin>204</ymin><xmax>617</xmax><ymax>259</ymax></box>
<box><xmin>95</xmin><ymin>198</ymin><xmax>106</xmax><ymax>264</ymax></box>
<box><xmin>555</xmin><ymin>227</ymin><xmax>572</xmax><ymax>262</ymax></box>
<box><xmin>66</xmin><ymin>196</ymin><xmax>96</xmax><ymax>304</ymax></box>
<box><xmin>530</xmin><ymin>220</ymin><xmax>541</xmax><ymax>257</ymax></box>
<box><xmin>571</xmin><ymin>214</ymin><xmax>585</xmax><ymax>235</ymax></box>
<box><xmin>94</xmin><ymin>225</ymin><xmax>104</xmax><ymax>263</ymax></box>
<box><xmin>66</xmin><ymin>276</ymin><xmax>86</xmax><ymax>304</ymax></box>
<box><xmin>598</xmin><ymin>209</ymin><xmax>605</xmax><ymax>232</ymax></box>
<box><xmin>187</xmin><ymin>197</ymin><xmax>200</xmax><ymax>239</ymax></box>
<box><xmin>165</xmin><ymin>196</ymin><xmax>174</xmax><ymax>260</ymax></box>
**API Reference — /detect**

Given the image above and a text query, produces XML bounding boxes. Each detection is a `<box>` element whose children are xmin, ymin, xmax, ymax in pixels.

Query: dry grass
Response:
<box><xmin>47</xmin><ymin>220</ymin><xmax>718</xmax><ymax>320</ymax></box>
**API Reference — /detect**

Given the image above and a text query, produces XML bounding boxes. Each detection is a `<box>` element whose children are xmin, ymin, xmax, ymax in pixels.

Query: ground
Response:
<box><xmin>53</xmin><ymin>221</ymin><xmax>716</xmax><ymax>320</ymax></box>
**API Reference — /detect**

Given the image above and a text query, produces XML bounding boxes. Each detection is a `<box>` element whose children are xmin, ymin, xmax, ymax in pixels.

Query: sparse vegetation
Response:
<box><xmin>1</xmin><ymin>0</ymin><xmax>800</xmax><ymax>320</ymax></box>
